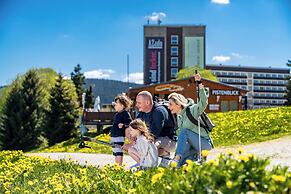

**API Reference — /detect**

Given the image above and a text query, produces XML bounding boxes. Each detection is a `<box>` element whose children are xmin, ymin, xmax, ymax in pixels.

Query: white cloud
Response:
<box><xmin>211</xmin><ymin>0</ymin><xmax>230</xmax><ymax>5</ymax></box>
<box><xmin>62</xmin><ymin>75</ymin><xmax>71</xmax><ymax>80</ymax></box>
<box><xmin>123</xmin><ymin>72</ymin><xmax>143</xmax><ymax>84</ymax></box>
<box><xmin>145</xmin><ymin>12</ymin><xmax>166</xmax><ymax>23</ymax></box>
<box><xmin>231</xmin><ymin>52</ymin><xmax>243</xmax><ymax>59</ymax></box>
<box><xmin>84</xmin><ymin>69</ymin><xmax>115</xmax><ymax>79</ymax></box>
<box><xmin>212</xmin><ymin>55</ymin><xmax>231</xmax><ymax>63</ymax></box>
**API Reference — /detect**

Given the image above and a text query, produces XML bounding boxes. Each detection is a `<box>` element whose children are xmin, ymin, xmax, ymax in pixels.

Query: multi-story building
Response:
<box><xmin>206</xmin><ymin>64</ymin><xmax>290</xmax><ymax>109</ymax></box>
<box><xmin>144</xmin><ymin>25</ymin><xmax>206</xmax><ymax>85</ymax></box>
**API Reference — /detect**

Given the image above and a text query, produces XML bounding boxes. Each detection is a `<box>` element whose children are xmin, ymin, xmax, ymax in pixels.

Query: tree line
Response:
<box><xmin>0</xmin><ymin>65</ymin><xmax>94</xmax><ymax>151</ymax></box>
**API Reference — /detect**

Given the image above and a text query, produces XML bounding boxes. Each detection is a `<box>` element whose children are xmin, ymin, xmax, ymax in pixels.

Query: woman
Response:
<box><xmin>168</xmin><ymin>73</ymin><xmax>213</xmax><ymax>167</ymax></box>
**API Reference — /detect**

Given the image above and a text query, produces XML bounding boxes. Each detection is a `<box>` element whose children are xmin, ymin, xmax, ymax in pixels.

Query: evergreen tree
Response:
<box><xmin>284</xmin><ymin>60</ymin><xmax>291</xmax><ymax>105</ymax></box>
<box><xmin>0</xmin><ymin>70</ymin><xmax>44</xmax><ymax>150</ymax></box>
<box><xmin>71</xmin><ymin>64</ymin><xmax>85</xmax><ymax>106</ymax></box>
<box><xmin>45</xmin><ymin>73</ymin><xmax>79</xmax><ymax>146</ymax></box>
<box><xmin>85</xmin><ymin>86</ymin><xmax>94</xmax><ymax>109</ymax></box>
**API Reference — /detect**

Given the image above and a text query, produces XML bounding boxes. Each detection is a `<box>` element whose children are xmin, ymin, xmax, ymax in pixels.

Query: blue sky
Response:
<box><xmin>0</xmin><ymin>0</ymin><xmax>290</xmax><ymax>85</ymax></box>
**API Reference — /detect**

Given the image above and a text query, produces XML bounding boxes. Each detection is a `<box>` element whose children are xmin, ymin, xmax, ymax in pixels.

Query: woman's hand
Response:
<box><xmin>193</xmin><ymin>73</ymin><xmax>201</xmax><ymax>82</ymax></box>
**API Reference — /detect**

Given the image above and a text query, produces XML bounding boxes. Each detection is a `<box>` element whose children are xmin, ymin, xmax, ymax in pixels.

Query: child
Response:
<box><xmin>126</xmin><ymin>119</ymin><xmax>159</xmax><ymax>168</ymax></box>
<box><xmin>111</xmin><ymin>94</ymin><xmax>132</xmax><ymax>166</ymax></box>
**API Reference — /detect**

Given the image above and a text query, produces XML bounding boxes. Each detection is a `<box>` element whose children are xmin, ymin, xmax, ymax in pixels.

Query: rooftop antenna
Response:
<box><xmin>147</xmin><ymin>18</ymin><xmax>150</xmax><ymax>25</ymax></box>
<box><xmin>127</xmin><ymin>54</ymin><xmax>129</xmax><ymax>85</ymax></box>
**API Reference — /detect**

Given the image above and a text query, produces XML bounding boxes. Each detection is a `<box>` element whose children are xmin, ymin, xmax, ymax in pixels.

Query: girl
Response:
<box><xmin>111</xmin><ymin>94</ymin><xmax>132</xmax><ymax>166</ymax></box>
<box><xmin>168</xmin><ymin>73</ymin><xmax>213</xmax><ymax>167</ymax></box>
<box><xmin>126</xmin><ymin>119</ymin><xmax>159</xmax><ymax>168</ymax></box>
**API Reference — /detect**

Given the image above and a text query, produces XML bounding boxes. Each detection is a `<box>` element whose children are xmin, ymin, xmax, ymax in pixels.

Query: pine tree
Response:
<box><xmin>71</xmin><ymin>64</ymin><xmax>85</xmax><ymax>106</ymax></box>
<box><xmin>0</xmin><ymin>84</ymin><xmax>22</xmax><ymax>150</ymax></box>
<box><xmin>85</xmin><ymin>86</ymin><xmax>94</xmax><ymax>109</ymax></box>
<box><xmin>0</xmin><ymin>70</ymin><xmax>44</xmax><ymax>150</ymax></box>
<box><xmin>284</xmin><ymin>60</ymin><xmax>291</xmax><ymax>105</ymax></box>
<box><xmin>45</xmin><ymin>73</ymin><xmax>79</xmax><ymax>146</ymax></box>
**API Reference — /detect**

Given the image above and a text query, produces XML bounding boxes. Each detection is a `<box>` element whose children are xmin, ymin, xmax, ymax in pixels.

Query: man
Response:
<box><xmin>124</xmin><ymin>91</ymin><xmax>176</xmax><ymax>158</ymax></box>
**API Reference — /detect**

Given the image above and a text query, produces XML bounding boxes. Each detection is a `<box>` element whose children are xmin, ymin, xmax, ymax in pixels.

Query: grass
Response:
<box><xmin>31</xmin><ymin>106</ymin><xmax>291</xmax><ymax>154</ymax></box>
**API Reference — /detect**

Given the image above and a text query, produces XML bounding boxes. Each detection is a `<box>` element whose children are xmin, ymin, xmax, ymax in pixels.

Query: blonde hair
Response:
<box><xmin>129</xmin><ymin>119</ymin><xmax>155</xmax><ymax>142</ymax></box>
<box><xmin>168</xmin><ymin>92</ymin><xmax>188</xmax><ymax>108</ymax></box>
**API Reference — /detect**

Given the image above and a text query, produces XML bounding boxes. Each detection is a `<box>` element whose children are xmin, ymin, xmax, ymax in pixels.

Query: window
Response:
<box><xmin>171</xmin><ymin>68</ymin><xmax>178</xmax><ymax>78</ymax></box>
<box><xmin>171</xmin><ymin>35</ymin><xmax>178</xmax><ymax>45</ymax></box>
<box><xmin>171</xmin><ymin>57</ymin><xmax>178</xmax><ymax>67</ymax></box>
<box><xmin>171</xmin><ymin>46</ymin><xmax>178</xmax><ymax>56</ymax></box>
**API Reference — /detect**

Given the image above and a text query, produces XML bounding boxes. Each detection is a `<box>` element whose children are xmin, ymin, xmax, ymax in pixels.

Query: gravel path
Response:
<box><xmin>26</xmin><ymin>136</ymin><xmax>291</xmax><ymax>169</ymax></box>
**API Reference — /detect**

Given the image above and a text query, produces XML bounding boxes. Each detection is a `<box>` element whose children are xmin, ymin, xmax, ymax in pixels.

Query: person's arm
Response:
<box><xmin>124</xmin><ymin>111</ymin><xmax>132</xmax><ymax>126</ymax></box>
<box><xmin>134</xmin><ymin>137</ymin><xmax>149</xmax><ymax>162</ymax></box>
<box><xmin>151</xmin><ymin>108</ymin><xmax>166</xmax><ymax>137</ymax></box>
<box><xmin>190</xmin><ymin>74</ymin><xmax>208</xmax><ymax>116</ymax></box>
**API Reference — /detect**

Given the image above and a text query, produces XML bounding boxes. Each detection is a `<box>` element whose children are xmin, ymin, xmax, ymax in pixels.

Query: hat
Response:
<box><xmin>168</xmin><ymin>92</ymin><xmax>188</xmax><ymax>107</ymax></box>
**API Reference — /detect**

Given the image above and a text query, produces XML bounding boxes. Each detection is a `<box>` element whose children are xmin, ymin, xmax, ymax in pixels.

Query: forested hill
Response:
<box><xmin>85</xmin><ymin>79</ymin><xmax>142</xmax><ymax>105</ymax></box>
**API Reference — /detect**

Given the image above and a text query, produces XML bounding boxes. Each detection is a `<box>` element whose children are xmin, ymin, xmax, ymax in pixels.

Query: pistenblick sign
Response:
<box><xmin>211</xmin><ymin>90</ymin><xmax>239</xmax><ymax>96</ymax></box>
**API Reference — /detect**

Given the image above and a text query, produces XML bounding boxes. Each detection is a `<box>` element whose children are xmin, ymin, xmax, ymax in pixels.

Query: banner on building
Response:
<box><xmin>145</xmin><ymin>37</ymin><xmax>164</xmax><ymax>84</ymax></box>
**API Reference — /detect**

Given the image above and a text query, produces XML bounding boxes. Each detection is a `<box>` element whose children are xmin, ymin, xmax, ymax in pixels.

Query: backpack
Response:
<box><xmin>154</xmin><ymin>100</ymin><xmax>178</xmax><ymax>130</ymax></box>
<box><xmin>185</xmin><ymin>107</ymin><xmax>215</xmax><ymax>133</ymax></box>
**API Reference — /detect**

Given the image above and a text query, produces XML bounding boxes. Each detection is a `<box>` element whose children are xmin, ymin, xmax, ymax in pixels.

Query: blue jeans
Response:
<box><xmin>175</xmin><ymin>128</ymin><xmax>213</xmax><ymax>166</ymax></box>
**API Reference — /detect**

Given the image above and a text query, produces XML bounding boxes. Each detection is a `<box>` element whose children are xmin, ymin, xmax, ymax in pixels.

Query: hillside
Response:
<box><xmin>84</xmin><ymin>79</ymin><xmax>141</xmax><ymax>105</ymax></box>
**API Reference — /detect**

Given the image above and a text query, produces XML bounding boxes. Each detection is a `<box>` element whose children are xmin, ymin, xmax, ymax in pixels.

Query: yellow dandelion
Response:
<box><xmin>271</xmin><ymin>175</ymin><xmax>286</xmax><ymax>183</ymax></box>
<box><xmin>134</xmin><ymin>170</ymin><xmax>143</xmax><ymax>177</ymax></box>
<box><xmin>128</xmin><ymin>188</ymin><xmax>137</xmax><ymax>193</ymax></box>
<box><xmin>54</xmin><ymin>183</ymin><xmax>64</xmax><ymax>192</ymax></box>
<box><xmin>206</xmin><ymin>159</ymin><xmax>218</xmax><ymax>166</ymax></box>
<box><xmin>239</xmin><ymin>155</ymin><xmax>249</xmax><ymax>162</ymax></box>
<box><xmin>237</xmin><ymin>147</ymin><xmax>245</xmax><ymax>154</ymax></box>
<box><xmin>170</xmin><ymin>161</ymin><xmax>177</xmax><ymax>168</ymax></box>
<box><xmin>186</xmin><ymin>159</ymin><xmax>194</xmax><ymax>166</ymax></box>
<box><xmin>226</xmin><ymin>150</ymin><xmax>234</xmax><ymax>156</ymax></box>
<box><xmin>157</xmin><ymin>167</ymin><xmax>165</xmax><ymax>173</ymax></box>
<box><xmin>151</xmin><ymin>172</ymin><xmax>164</xmax><ymax>184</ymax></box>
<box><xmin>27</xmin><ymin>180</ymin><xmax>34</xmax><ymax>186</ymax></box>
<box><xmin>201</xmin><ymin>150</ymin><xmax>209</xmax><ymax>158</ymax></box>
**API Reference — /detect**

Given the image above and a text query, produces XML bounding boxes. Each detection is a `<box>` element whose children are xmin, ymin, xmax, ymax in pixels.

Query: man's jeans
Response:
<box><xmin>175</xmin><ymin>128</ymin><xmax>213</xmax><ymax>167</ymax></box>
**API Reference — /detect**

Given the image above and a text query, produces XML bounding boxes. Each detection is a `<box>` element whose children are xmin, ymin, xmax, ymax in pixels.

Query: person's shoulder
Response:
<box><xmin>153</xmin><ymin>103</ymin><xmax>167</xmax><ymax>113</ymax></box>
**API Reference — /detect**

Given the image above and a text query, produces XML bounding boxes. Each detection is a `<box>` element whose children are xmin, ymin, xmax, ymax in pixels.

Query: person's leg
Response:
<box><xmin>111</xmin><ymin>136</ymin><xmax>125</xmax><ymax>165</ymax></box>
<box><xmin>174</xmin><ymin>128</ymin><xmax>188</xmax><ymax>161</ymax></box>
<box><xmin>115</xmin><ymin>156</ymin><xmax>123</xmax><ymax>166</ymax></box>
<box><xmin>155</xmin><ymin>136</ymin><xmax>176</xmax><ymax>157</ymax></box>
<box><xmin>185</xmin><ymin>129</ymin><xmax>213</xmax><ymax>161</ymax></box>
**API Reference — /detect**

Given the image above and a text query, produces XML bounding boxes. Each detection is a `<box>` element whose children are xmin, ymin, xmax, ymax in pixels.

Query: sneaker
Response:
<box><xmin>159</xmin><ymin>158</ymin><xmax>171</xmax><ymax>167</ymax></box>
<box><xmin>130</xmin><ymin>163</ymin><xmax>140</xmax><ymax>169</ymax></box>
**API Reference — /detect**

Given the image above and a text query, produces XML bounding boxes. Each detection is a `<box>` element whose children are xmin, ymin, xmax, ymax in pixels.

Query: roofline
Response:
<box><xmin>144</xmin><ymin>24</ymin><xmax>206</xmax><ymax>27</ymax></box>
<box><xmin>128</xmin><ymin>77</ymin><xmax>248</xmax><ymax>92</ymax></box>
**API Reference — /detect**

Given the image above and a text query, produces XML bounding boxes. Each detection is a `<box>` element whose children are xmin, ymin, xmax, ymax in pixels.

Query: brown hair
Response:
<box><xmin>129</xmin><ymin>119</ymin><xmax>155</xmax><ymax>142</ymax></box>
<box><xmin>114</xmin><ymin>94</ymin><xmax>132</xmax><ymax>110</ymax></box>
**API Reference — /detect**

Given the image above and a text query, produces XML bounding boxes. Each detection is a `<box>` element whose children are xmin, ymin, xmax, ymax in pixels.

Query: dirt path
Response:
<box><xmin>26</xmin><ymin>136</ymin><xmax>291</xmax><ymax>169</ymax></box>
